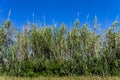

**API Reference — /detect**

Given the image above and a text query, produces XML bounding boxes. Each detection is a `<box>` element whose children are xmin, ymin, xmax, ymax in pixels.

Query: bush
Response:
<box><xmin>0</xmin><ymin>18</ymin><xmax>120</xmax><ymax>77</ymax></box>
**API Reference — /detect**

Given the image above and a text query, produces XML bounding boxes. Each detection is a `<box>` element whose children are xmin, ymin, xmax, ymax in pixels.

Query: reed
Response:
<box><xmin>0</xmin><ymin>18</ymin><xmax>120</xmax><ymax>77</ymax></box>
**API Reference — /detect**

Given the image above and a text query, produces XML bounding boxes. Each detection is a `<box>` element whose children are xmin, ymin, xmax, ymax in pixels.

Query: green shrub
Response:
<box><xmin>0</xmin><ymin>18</ymin><xmax>120</xmax><ymax>77</ymax></box>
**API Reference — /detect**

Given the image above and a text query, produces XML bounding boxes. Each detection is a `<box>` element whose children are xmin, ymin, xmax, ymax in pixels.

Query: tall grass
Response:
<box><xmin>0</xmin><ymin>18</ymin><xmax>120</xmax><ymax>77</ymax></box>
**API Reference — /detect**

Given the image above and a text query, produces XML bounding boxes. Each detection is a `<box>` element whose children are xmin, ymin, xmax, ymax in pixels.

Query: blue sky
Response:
<box><xmin>0</xmin><ymin>0</ymin><xmax>120</xmax><ymax>28</ymax></box>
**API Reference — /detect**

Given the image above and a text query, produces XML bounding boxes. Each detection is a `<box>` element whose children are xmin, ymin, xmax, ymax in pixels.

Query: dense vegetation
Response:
<box><xmin>0</xmin><ymin>17</ymin><xmax>120</xmax><ymax>77</ymax></box>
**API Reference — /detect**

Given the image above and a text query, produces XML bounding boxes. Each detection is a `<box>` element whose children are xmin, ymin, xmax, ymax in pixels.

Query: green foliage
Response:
<box><xmin>0</xmin><ymin>19</ymin><xmax>120</xmax><ymax>77</ymax></box>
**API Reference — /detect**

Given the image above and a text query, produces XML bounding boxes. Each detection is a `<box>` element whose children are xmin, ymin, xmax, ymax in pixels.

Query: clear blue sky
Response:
<box><xmin>0</xmin><ymin>0</ymin><xmax>120</xmax><ymax>28</ymax></box>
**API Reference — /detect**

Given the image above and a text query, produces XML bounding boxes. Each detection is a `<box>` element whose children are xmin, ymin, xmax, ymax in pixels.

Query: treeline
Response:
<box><xmin>0</xmin><ymin>18</ymin><xmax>120</xmax><ymax>77</ymax></box>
